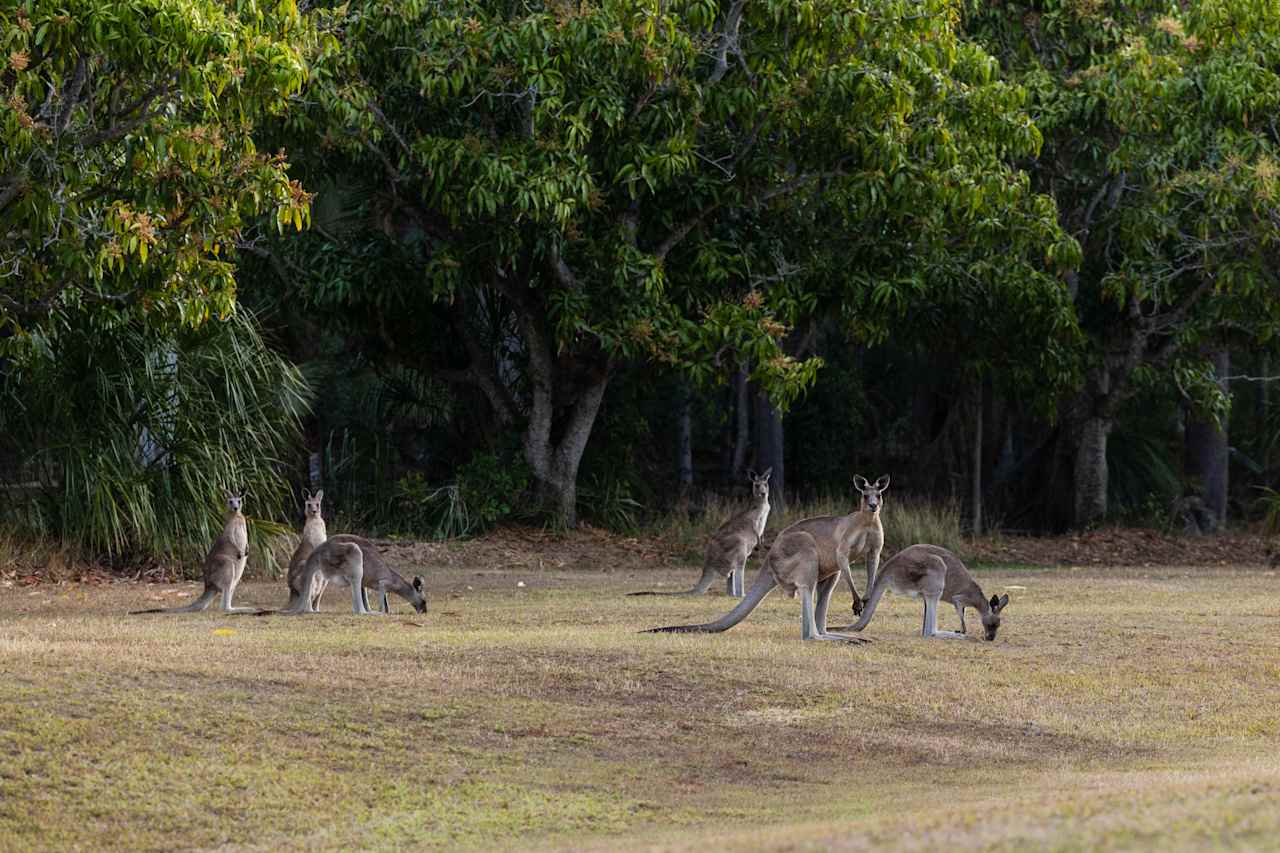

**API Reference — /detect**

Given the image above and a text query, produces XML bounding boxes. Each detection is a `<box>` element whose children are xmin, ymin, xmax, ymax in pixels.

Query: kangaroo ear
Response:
<box><xmin>874</xmin><ymin>474</ymin><xmax>891</xmax><ymax>491</ymax></box>
<box><xmin>997</xmin><ymin>594</ymin><xmax>1009</xmax><ymax>610</ymax></box>
<box><xmin>314</xmin><ymin>489</ymin><xmax>324</xmax><ymax>501</ymax></box>
<box><xmin>760</xmin><ymin>467</ymin><xmax>772</xmax><ymax>480</ymax></box>
<box><xmin>852</xmin><ymin>474</ymin><xmax>870</xmax><ymax>490</ymax></box>
<box><xmin>413</xmin><ymin>576</ymin><xmax>423</xmax><ymax>591</ymax></box>
<box><xmin>990</xmin><ymin>594</ymin><xmax>1001</xmax><ymax>610</ymax></box>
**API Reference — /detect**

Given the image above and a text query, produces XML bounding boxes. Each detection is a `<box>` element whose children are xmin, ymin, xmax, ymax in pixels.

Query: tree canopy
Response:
<box><xmin>967</xmin><ymin>0</ymin><xmax>1280</xmax><ymax>525</ymax></box>
<box><xmin>0</xmin><ymin>0</ymin><xmax>315</xmax><ymax>352</ymax></box>
<box><xmin>266</xmin><ymin>0</ymin><xmax>1079</xmax><ymax>522</ymax></box>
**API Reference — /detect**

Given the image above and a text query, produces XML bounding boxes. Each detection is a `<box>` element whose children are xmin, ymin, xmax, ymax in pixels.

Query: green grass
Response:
<box><xmin>2</xmin><ymin>559</ymin><xmax>1279</xmax><ymax>851</ymax></box>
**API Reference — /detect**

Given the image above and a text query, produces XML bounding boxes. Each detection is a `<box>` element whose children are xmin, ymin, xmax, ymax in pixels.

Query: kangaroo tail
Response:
<box><xmin>627</xmin><ymin>565</ymin><xmax>719</xmax><ymax>597</ymax></box>
<box><xmin>643</xmin><ymin>569</ymin><xmax>776</xmax><ymax>634</ymax></box>
<box><xmin>129</xmin><ymin>587</ymin><xmax>217</xmax><ymax>615</ymax></box>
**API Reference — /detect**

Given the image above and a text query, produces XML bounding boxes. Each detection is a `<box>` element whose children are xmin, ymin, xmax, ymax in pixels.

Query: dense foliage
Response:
<box><xmin>6</xmin><ymin>0</ymin><xmax>1280</xmax><ymax>561</ymax></box>
<box><xmin>0</xmin><ymin>0</ymin><xmax>314</xmax><ymax>348</ymax></box>
<box><xmin>255</xmin><ymin>0</ymin><xmax>1079</xmax><ymax>523</ymax></box>
<box><xmin>0</xmin><ymin>311</ymin><xmax>308</xmax><ymax>566</ymax></box>
<box><xmin>967</xmin><ymin>0</ymin><xmax>1280</xmax><ymax>526</ymax></box>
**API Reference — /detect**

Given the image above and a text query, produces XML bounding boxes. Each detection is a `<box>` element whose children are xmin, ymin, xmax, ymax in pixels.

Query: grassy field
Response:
<box><xmin>2</xmin><ymin>557</ymin><xmax>1279</xmax><ymax>851</ymax></box>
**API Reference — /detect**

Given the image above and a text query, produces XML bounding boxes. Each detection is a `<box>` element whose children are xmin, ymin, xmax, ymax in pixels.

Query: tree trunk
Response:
<box><xmin>675</xmin><ymin>380</ymin><xmax>694</xmax><ymax>509</ymax></box>
<box><xmin>731</xmin><ymin>367</ymin><xmax>749</xmax><ymax>479</ymax></box>
<box><xmin>971</xmin><ymin>381</ymin><xmax>983</xmax><ymax>537</ymax></box>
<box><xmin>522</xmin><ymin>369</ymin><xmax>610</xmax><ymax>526</ymax></box>
<box><xmin>1184</xmin><ymin>347</ymin><xmax>1230</xmax><ymax>527</ymax></box>
<box><xmin>754</xmin><ymin>388</ymin><xmax>785</xmax><ymax>512</ymax></box>
<box><xmin>1073</xmin><ymin>414</ymin><xmax>1113</xmax><ymax>527</ymax></box>
<box><xmin>1262</xmin><ymin>352</ymin><xmax>1271</xmax><ymax>474</ymax></box>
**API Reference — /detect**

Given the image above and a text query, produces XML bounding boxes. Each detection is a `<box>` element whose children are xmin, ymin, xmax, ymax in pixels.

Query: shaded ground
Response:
<box><xmin>2</xmin><ymin>549</ymin><xmax>1279</xmax><ymax>850</ymax></box>
<box><xmin>968</xmin><ymin>525</ymin><xmax>1274</xmax><ymax>568</ymax></box>
<box><xmin>4</xmin><ymin>522</ymin><xmax>1273</xmax><ymax>591</ymax></box>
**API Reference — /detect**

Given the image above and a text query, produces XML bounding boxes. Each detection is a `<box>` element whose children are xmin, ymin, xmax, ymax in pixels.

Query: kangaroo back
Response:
<box><xmin>847</xmin><ymin>549</ymin><xmax>946</xmax><ymax>631</ymax></box>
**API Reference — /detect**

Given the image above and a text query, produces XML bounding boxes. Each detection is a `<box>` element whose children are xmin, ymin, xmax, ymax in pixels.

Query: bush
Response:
<box><xmin>389</xmin><ymin>451</ymin><xmax>531</xmax><ymax>539</ymax></box>
<box><xmin>0</xmin><ymin>311</ymin><xmax>309</xmax><ymax>575</ymax></box>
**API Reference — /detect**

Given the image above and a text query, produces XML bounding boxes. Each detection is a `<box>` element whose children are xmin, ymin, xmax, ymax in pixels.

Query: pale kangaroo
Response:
<box><xmin>284</xmin><ymin>489</ymin><xmax>328</xmax><ymax>611</ymax></box>
<box><xmin>130</xmin><ymin>490</ymin><xmax>252</xmax><ymax>614</ymax></box>
<box><xmin>279</xmin><ymin>535</ymin><xmax>427</xmax><ymax>615</ymax></box>
<box><xmin>629</xmin><ymin>468</ymin><xmax>771</xmax><ymax>598</ymax></box>
<box><xmin>831</xmin><ymin>544</ymin><xmax>1009</xmax><ymax>640</ymax></box>
<box><xmin>644</xmin><ymin>475</ymin><xmax>889</xmax><ymax>643</ymax></box>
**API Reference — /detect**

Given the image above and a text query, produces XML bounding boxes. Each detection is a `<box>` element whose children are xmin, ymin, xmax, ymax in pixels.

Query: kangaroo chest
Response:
<box><xmin>301</xmin><ymin>518</ymin><xmax>326</xmax><ymax>549</ymax></box>
<box><xmin>753</xmin><ymin>503</ymin><xmax>770</xmax><ymax>541</ymax></box>
<box><xmin>226</xmin><ymin>516</ymin><xmax>248</xmax><ymax>553</ymax></box>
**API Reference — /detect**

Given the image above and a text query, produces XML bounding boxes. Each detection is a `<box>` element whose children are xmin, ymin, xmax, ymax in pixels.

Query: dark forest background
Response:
<box><xmin>4</xmin><ymin>0</ymin><xmax>1280</xmax><ymax>568</ymax></box>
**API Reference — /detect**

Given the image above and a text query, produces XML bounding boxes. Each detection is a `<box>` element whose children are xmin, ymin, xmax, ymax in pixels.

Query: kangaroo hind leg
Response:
<box><xmin>801</xmin><ymin>585</ymin><xmax>870</xmax><ymax>645</ymax></box>
<box><xmin>216</xmin><ymin>558</ymin><xmax>255</xmax><ymax>613</ymax></box>
<box><xmin>813</xmin><ymin>573</ymin><xmax>839</xmax><ymax>634</ymax></box>
<box><xmin>726</xmin><ymin>564</ymin><xmax>745</xmax><ymax>598</ymax></box>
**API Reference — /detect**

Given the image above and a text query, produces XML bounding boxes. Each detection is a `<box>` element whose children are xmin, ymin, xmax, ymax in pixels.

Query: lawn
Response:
<box><xmin>2</xmin><ymin>554</ymin><xmax>1279</xmax><ymax>851</ymax></box>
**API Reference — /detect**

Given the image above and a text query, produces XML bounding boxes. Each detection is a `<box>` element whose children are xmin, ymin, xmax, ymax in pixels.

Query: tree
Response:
<box><xmin>967</xmin><ymin>0</ymin><xmax>1280</xmax><ymax>526</ymax></box>
<box><xmin>280</xmin><ymin>0</ymin><xmax>1077</xmax><ymax>523</ymax></box>
<box><xmin>0</xmin><ymin>0</ymin><xmax>315</xmax><ymax>352</ymax></box>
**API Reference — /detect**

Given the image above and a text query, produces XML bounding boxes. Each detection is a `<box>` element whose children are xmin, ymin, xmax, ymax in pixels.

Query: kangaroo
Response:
<box><xmin>130</xmin><ymin>490</ymin><xmax>252</xmax><ymax>614</ymax></box>
<box><xmin>629</xmin><ymin>468</ymin><xmax>771</xmax><ymax>598</ymax></box>
<box><xmin>278</xmin><ymin>535</ymin><xmax>427</xmax><ymax>615</ymax></box>
<box><xmin>284</xmin><ymin>489</ymin><xmax>328</xmax><ymax>611</ymax></box>
<box><xmin>831</xmin><ymin>543</ymin><xmax>1009</xmax><ymax>640</ymax></box>
<box><xmin>644</xmin><ymin>475</ymin><xmax>889</xmax><ymax>642</ymax></box>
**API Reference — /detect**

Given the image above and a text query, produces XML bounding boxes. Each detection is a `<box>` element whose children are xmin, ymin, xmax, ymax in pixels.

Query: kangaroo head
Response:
<box><xmin>852</xmin><ymin>474</ymin><xmax>890</xmax><ymax>513</ymax></box>
<box><xmin>223</xmin><ymin>488</ymin><xmax>245</xmax><ymax>514</ymax></box>
<box><xmin>982</xmin><ymin>593</ymin><xmax>1010</xmax><ymax>641</ymax></box>
<box><xmin>303</xmin><ymin>489</ymin><xmax>324</xmax><ymax>519</ymax></box>
<box><xmin>411</xmin><ymin>575</ymin><xmax>428</xmax><ymax>614</ymax></box>
<box><xmin>749</xmin><ymin>468</ymin><xmax>772</xmax><ymax>500</ymax></box>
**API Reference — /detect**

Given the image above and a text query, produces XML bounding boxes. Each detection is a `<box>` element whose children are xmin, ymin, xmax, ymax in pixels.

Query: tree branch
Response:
<box><xmin>445</xmin><ymin>292</ymin><xmax>519</xmax><ymax>425</ymax></box>
<box><xmin>708</xmin><ymin>0</ymin><xmax>747</xmax><ymax>85</ymax></box>
<box><xmin>55</xmin><ymin>56</ymin><xmax>89</xmax><ymax>137</ymax></box>
<box><xmin>652</xmin><ymin>201</ymin><xmax>721</xmax><ymax>262</ymax></box>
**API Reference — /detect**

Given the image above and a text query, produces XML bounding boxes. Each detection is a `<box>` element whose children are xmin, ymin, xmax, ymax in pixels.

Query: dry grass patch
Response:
<box><xmin>1</xmin><ymin>559</ymin><xmax>1279</xmax><ymax>850</ymax></box>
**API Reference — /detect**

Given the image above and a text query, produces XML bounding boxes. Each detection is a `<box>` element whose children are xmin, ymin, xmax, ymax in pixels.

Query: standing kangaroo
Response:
<box><xmin>629</xmin><ymin>468</ymin><xmax>771</xmax><ymax>598</ymax></box>
<box><xmin>644</xmin><ymin>475</ymin><xmax>889</xmax><ymax>643</ymax></box>
<box><xmin>831</xmin><ymin>544</ymin><xmax>1009</xmax><ymax>640</ymax></box>
<box><xmin>285</xmin><ymin>489</ymin><xmax>328</xmax><ymax>611</ymax></box>
<box><xmin>130</xmin><ymin>490</ymin><xmax>251</xmax><ymax>614</ymax></box>
<box><xmin>278</xmin><ymin>535</ymin><xmax>427</xmax><ymax>615</ymax></box>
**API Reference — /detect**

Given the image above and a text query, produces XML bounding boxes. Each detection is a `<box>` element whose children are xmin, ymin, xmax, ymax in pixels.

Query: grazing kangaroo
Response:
<box><xmin>279</xmin><ymin>535</ymin><xmax>427</xmax><ymax>615</ymax></box>
<box><xmin>130</xmin><ymin>490</ymin><xmax>251</xmax><ymax>614</ymax></box>
<box><xmin>285</xmin><ymin>489</ymin><xmax>328</xmax><ymax>611</ymax></box>
<box><xmin>831</xmin><ymin>544</ymin><xmax>1009</xmax><ymax>640</ymax></box>
<box><xmin>629</xmin><ymin>468</ymin><xmax>771</xmax><ymax>598</ymax></box>
<box><xmin>644</xmin><ymin>475</ymin><xmax>889</xmax><ymax>643</ymax></box>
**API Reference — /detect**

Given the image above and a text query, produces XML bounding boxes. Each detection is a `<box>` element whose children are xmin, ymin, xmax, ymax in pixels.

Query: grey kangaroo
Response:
<box><xmin>629</xmin><ymin>468</ymin><xmax>771</xmax><ymax>598</ymax></box>
<box><xmin>284</xmin><ymin>489</ymin><xmax>328</xmax><ymax>611</ymax></box>
<box><xmin>130</xmin><ymin>490</ymin><xmax>251</xmax><ymax>614</ymax></box>
<box><xmin>830</xmin><ymin>544</ymin><xmax>1009</xmax><ymax>640</ymax></box>
<box><xmin>279</xmin><ymin>535</ymin><xmax>427</xmax><ymax>615</ymax></box>
<box><xmin>644</xmin><ymin>475</ymin><xmax>889</xmax><ymax>643</ymax></box>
